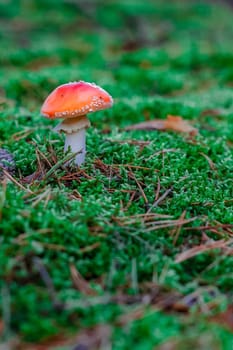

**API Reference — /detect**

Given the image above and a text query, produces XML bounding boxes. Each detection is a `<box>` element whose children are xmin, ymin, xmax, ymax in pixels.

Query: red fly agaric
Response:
<box><xmin>41</xmin><ymin>81</ymin><xmax>113</xmax><ymax>165</ymax></box>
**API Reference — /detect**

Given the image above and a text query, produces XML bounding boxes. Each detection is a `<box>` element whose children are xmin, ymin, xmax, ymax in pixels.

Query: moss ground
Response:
<box><xmin>0</xmin><ymin>0</ymin><xmax>233</xmax><ymax>349</ymax></box>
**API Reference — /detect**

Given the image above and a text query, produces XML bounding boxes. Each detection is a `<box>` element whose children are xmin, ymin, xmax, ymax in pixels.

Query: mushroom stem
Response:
<box><xmin>53</xmin><ymin>115</ymin><xmax>90</xmax><ymax>166</ymax></box>
<box><xmin>64</xmin><ymin>128</ymin><xmax>86</xmax><ymax>166</ymax></box>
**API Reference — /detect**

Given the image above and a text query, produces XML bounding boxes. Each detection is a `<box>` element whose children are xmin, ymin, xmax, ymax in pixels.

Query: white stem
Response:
<box><xmin>64</xmin><ymin>128</ymin><xmax>86</xmax><ymax>166</ymax></box>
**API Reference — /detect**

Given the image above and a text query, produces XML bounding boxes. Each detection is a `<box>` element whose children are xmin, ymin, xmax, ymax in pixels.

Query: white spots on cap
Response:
<box><xmin>52</xmin><ymin>81</ymin><xmax>113</xmax><ymax>119</ymax></box>
<box><xmin>54</xmin><ymin>104</ymin><xmax>94</xmax><ymax>119</ymax></box>
<box><xmin>55</xmin><ymin>111</ymin><xmax>70</xmax><ymax>118</ymax></box>
<box><xmin>55</xmin><ymin>95</ymin><xmax>112</xmax><ymax>119</ymax></box>
<box><xmin>89</xmin><ymin>95</ymin><xmax>105</xmax><ymax>110</ymax></box>
<box><xmin>85</xmin><ymin>94</ymin><xmax>109</xmax><ymax>112</ymax></box>
<box><xmin>55</xmin><ymin>108</ymin><xmax>87</xmax><ymax>118</ymax></box>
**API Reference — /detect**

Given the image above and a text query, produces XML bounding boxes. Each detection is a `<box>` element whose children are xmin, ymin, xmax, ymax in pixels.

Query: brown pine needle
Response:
<box><xmin>114</xmin><ymin>213</ymin><xmax>174</xmax><ymax>226</ymax></box>
<box><xmin>175</xmin><ymin>239</ymin><xmax>233</xmax><ymax>263</ymax></box>
<box><xmin>80</xmin><ymin>242</ymin><xmax>100</xmax><ymax>254</ymax></box>
<box><xmin>199</xmin><ymin>152</ymin><xmax>216</xmax><ymax>171</ymax></box>
<box><xmin>146</xmin><ymin>148</ymin><xmax>180</xmax><ymax>161</ymax></box>
<box><xmin>112</xmin><ymin>164</ymin><xmax>152</xmax><ymax>170</ymax></box>
<box><xmin>70</xmin><ymin>263</ymin><xmax>97</xmax><ymax>296</ymax></box>
<box><xmin>185</xmin><ymin>224</ymin><xmax>233</xmax><ymax>232</ymax></box>
<box><xmin>144</xmin><ymin>217</ymin><xmax>198</xmax><ymax>232</ymax></box>
<box><xmin>128</xmin><ymin>167</ymin><xmax>148</xmax><ymax>204</ymax></box>
<box><xmin>15</xmin><ymin>228</ymin><xmax>52</xmax><ymax>242</ymax></box>
<box><xmin>154</xmin><ymin>176</ymin><xmax>161</xmax><ymax>202</ymax></box>
<box><xmin>147</xmin><ymin>187</ymin><xmax>173</xmax><ymax>213</ymax></box>
<box><xmin>172</xmin><ymin>210</ymin><xmax>187</xmax><ymax>245</ymax></box>
<box><xmin>0</xmin><ymin>167</ymin><xmax>34</xmax><ymax>194</ymax></box>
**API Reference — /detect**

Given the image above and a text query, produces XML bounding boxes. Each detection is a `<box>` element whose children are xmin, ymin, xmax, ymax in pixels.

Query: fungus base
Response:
<box><xmin>64</xmin><ymin>128</ymin><xmax>86</xmax><ymax>166</ymax></box>
<box><xmin>54</xmin><ymin>115</ymin><xmax>90</xmax><ymax>166</ymax></box>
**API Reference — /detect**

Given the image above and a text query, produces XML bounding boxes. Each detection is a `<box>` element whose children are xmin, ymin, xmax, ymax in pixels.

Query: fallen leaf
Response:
<box><xmin>211</xmin><ymin>305</ymin><xmax>233</xmax><ymax>332</ymax></box>
<box><xmin>0</xmin><ymin>319</ymin><xmax>3</xmax><ymax>336</ymax></box>
<box><xmin>125</xmin><ymin>115</ymin><xmax>198</xmax><ymax>135</ymax></box>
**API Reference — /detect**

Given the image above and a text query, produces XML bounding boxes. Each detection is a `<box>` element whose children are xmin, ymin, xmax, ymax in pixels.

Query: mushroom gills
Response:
<box><xmin>53</xmin><ymin>115</ymin><xmax>90</xmax><ymax>134</ymax></box>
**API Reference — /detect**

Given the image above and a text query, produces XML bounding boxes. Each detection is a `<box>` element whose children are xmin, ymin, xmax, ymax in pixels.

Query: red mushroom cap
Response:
<box><xmin>41</xmin><ymin>81</ymin><xmax>113</xmax><ymax>119</ymax></box>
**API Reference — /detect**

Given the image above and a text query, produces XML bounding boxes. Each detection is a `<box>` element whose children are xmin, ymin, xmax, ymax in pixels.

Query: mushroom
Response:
<box><xmin>41</xmin><ymin>81</ymin><xmax>113</xmax><ymax>166</ymax></box>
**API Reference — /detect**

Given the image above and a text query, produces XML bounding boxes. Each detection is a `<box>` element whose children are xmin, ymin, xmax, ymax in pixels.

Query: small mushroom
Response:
<box><xmin>41</xmin><ymin>81</ymin><xmax>113</xmax><ymax>166</ymax></box>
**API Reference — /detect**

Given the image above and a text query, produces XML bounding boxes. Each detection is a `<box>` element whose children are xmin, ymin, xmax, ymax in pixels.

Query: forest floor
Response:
<box><xmin>0</xmin><ymin>0</ymin><xmax>233</xmax><ymax>349</ymax></box>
